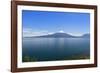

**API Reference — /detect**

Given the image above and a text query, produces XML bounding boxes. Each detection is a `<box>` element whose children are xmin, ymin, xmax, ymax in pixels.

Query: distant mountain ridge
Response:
<box><xmin>81</xmin><ymin>34</ymin><xmax>90</xmax><ymax>38</ymax></box>
<box><xmin>35</xmin><ymin>33</ymin><xmax>75</xmax><ymax>38</ymax></box>
<box><xmin>26</xmin><ymin>32</ymin><xmax>90</xmax><ymax>38</ymax></box>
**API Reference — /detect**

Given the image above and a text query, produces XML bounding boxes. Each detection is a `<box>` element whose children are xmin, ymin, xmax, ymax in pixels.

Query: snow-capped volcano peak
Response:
<box><xmin>58</xmin><ymin>30</ymin><xmax>64</xmax><ymax>33</ymax></box>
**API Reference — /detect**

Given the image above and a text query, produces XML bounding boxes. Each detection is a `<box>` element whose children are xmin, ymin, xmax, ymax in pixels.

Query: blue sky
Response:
<box><xmin>22</xmin><ymin>10</ymin><xmax>90</xmax><ymax>37</ymax></box>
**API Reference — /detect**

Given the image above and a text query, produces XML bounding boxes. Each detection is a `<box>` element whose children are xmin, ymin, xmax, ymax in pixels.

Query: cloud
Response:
<box><xmin>23</xmin><ymin>28</ymin><xmax>49</xmax><ymax>37</ymax></box>
<box><xmin>66</xmin><ymin>32</ymin><xmax>87</xmax><ymax>36</ymax></box>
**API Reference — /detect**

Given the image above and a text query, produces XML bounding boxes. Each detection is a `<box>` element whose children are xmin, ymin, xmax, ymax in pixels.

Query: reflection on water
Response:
<box><xmin>22</xmin><ymin>38</ymin><xmax>90</xmax><ymax>62</ymax></box>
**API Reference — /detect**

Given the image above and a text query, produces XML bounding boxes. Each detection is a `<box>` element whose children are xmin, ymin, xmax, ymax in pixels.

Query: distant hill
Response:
<box><xmin>81</xmin><ymin>34</ymin><xmax>90</xmax><ymax>38</ymax></box>
<box><xmin>33</xmin><ymin>32</ymin><xmax>75</xmax><ymax>38</ymax></box>
<box><xmin>27</xmin><ymin>32</ymin><xmax>90</xmax><ymax>38</ymax></box>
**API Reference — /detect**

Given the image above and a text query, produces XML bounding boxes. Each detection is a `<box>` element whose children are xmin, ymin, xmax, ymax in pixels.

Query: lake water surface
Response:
<box><xmin>22</xmin><ymin>38</ymin><xmax>90</xmax><ymax>62</ymax></box>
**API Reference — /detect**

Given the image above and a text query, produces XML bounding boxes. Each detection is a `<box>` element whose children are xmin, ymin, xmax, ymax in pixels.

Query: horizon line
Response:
<box><xmin>23</xmin><ymin>32</ymin><xmax>90</xmax><ymax>37</ymax></box>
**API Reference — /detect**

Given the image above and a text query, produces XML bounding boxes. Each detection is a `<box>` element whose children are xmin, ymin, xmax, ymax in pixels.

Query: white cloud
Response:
<box><xmin>23</xmin><ymin>28</ymin><xmax>49</xmax><ymax>37</ymax></box>
<box><xmin>48</xmin><ymin>32</ymin><xmax>54</xmax><ymax>35</ymax></box>
<box><xmin>66</xmin><ymin>32</ymin><xmax>86</xmax><ymax>36</ymax></box>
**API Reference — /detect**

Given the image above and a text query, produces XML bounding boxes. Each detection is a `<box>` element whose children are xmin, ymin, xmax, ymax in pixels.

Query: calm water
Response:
<box><xmin>22</xmin><ymin>38</ymin><xmax>90</xmax><ymax>62</ymax></box>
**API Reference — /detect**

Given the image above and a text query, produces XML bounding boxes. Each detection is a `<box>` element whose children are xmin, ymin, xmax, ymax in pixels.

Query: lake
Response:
<box><xmin>22</xmin><ymin>38</ymin><xmax>90</xmax><ymax>62</ymax></box>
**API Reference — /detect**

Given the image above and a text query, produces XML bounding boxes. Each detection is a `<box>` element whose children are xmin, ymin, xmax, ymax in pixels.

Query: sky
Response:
<box><xmin>22</xmin><ymin>10</ymin><xmax>90</xmax><ymax>37</ymax></box>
